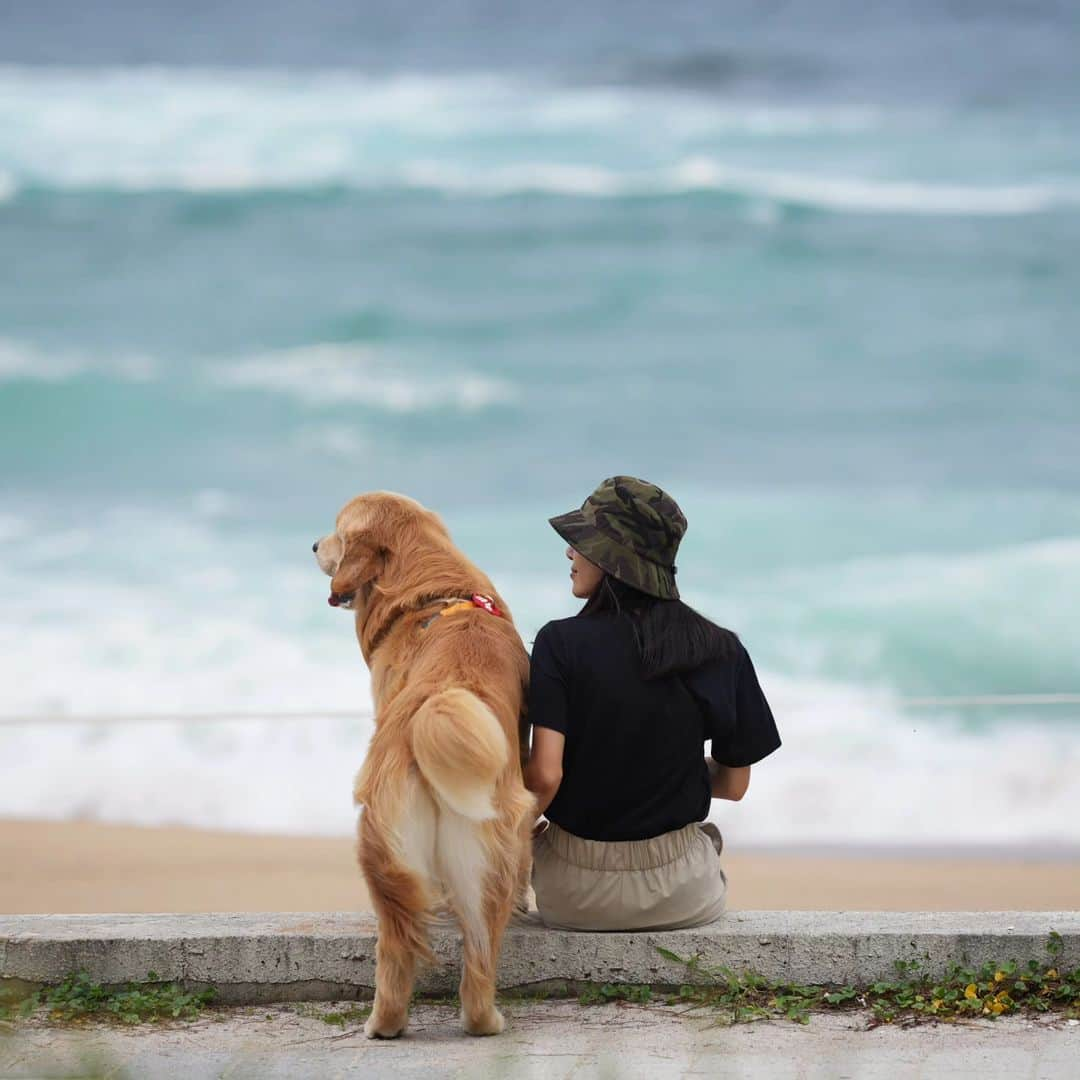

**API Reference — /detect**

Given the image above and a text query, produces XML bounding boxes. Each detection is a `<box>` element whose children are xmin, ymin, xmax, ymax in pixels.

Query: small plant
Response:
<box><xmin>0</xmin><ymin>989</ymin><xmax>42</xmax><ymax>1025</ymax></box>
<box><xmin>321</xmin><ymin>1005</ymin><xmax>372</xmax><ymax>1027</ymax></box>
<box><xmin>652</xmin><ymin>947</ymin><xmax>827</xmax><ymax>1026</ymax></box>
<box><xmin>578</xmin><ymin>983</ymin><xmax>653</xmax><ymax>1005</ymax></box>
<box><xmin>646</xmin><ymin>931</ymin><xmax>1080</xmax><ymax>1027</ymax></box>
<box><xmin>2</xmin><ymin>970</ymin><xmax>216</xmax><ymax>1025</ymax></box>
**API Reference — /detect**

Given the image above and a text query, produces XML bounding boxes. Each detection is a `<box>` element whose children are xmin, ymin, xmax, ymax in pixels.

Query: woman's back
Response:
<box><xmin>530</xmin><ymin>613</ymin><xmax>712</xmax><ymax>840</ymax></box>
<box><xmin>530</xmin><ymin>611</ymin><xmax>778</xmax><ymax>841</ymax></box>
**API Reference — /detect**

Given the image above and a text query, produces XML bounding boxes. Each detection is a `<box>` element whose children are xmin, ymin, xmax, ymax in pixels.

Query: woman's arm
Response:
<box><xmin>706</xmin><ymin>758</ymin><xmax>751</xmax><ymax>801</ymax></box>
<box><xmin>524</xmin><ymin>726</ymin><xmax>565</xmax><ymax>815</ymax></box>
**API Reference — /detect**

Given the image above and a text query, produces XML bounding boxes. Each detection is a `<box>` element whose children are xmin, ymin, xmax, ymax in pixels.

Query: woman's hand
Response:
<box><xmin>524</xmin><ymin>726</ymin><xmax>565</xmax><ymax>815</ymax></box>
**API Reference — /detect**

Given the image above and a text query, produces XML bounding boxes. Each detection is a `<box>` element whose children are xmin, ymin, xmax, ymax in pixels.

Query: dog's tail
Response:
<box><xmin>411</xmin><ymin>688</ymin><xmax>507</xmax><ymax>821</ymax></box>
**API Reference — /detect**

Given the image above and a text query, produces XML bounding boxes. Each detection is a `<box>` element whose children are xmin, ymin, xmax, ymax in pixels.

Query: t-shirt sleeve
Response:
<box><xmin>714</xmin><ymin>644</ymin><xmax>782</xmax><ymax>767</ymax></box>
<box><xmin>527</xmin><ymin>623</ymin><xmax>570</xmax><ymax>735</ymax></box>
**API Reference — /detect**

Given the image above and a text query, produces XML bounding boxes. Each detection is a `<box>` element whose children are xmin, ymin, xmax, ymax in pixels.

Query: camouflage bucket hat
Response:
<box><xmin>549</xmin><ymin>475</ymin><xmax>687</xmax><ymax>600</ymax></box>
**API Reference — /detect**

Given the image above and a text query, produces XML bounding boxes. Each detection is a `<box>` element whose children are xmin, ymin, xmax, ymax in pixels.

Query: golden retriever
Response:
<box><xmin>313</xmin><ymin>491</ymin><xmax>534</xmax><ymax>1038</ymax></box>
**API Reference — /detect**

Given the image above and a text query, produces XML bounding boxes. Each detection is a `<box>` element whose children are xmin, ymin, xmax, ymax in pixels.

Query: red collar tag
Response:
<box><xmin>471</xmin><ymin>593</ymin><xmax>503</xmax><ymax>617</ymax></box>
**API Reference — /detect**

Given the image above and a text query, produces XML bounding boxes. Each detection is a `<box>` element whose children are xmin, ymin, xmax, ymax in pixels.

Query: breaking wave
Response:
<box><xmin>3</xmin><ymin>64</ymin><xmax>1073</xmax><ymax>216</ymax></box>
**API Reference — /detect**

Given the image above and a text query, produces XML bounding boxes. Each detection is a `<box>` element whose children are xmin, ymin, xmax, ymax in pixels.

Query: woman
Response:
<box><xmin>523</xmin><ymin>475</ymin><xmax>781</xmax><ymax>931</ymax></box>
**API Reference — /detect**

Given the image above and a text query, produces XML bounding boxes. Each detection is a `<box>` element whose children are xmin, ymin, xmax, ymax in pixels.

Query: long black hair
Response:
<box><xmin>579</xmin><ymin>574</ymin><xmax>740</xmax><ymax>679</ymax></box>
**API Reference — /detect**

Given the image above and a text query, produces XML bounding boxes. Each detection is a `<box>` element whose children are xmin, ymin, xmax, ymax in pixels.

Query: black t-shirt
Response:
<box><xmin>528</xmin><ymin>613</ymin><xmax>781</xmax><ymax>841</ymax></box>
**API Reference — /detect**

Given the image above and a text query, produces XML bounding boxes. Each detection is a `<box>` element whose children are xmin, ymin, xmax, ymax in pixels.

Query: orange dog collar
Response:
<box><xmin>422</xmin><ymin>593</ymin><xmax>504</xmax><ymax>629</ymax></box>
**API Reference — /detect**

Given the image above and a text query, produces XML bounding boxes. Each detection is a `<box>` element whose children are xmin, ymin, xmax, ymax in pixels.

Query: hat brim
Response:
<box><xmin>549</xmin><ymin>509</ymin><xmax>679</xmax><ymax>600</ymax></box>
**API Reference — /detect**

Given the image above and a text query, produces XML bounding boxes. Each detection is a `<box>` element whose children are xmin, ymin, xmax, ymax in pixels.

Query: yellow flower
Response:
<box><xmin>990</xmin><ymin>1001</ymin><xmax>1005</xmax><ymax>1015</ymax></box>
<box><xmin>994</xmin><ymin>971</ymin><xmax>1006</xmax><ymax>983</ymax></box>
<box><xmin>1046</xmin><ymin>969</ymin><xmax>1059</xmax><ymax>980</ymax></box>
<box><xmin>995</xmin><ymin>991</ymin><xmax>1011</xmax><ymax>1004</ymax></box>
<box><xmin>964</xmin><ymin>984</ymin><xmax>978</xmax><ymax>1000</ymax></box>
<box><xmin>931</xmin><ymin>998</ymin><xmax>943</xmax><ymax>1011</ymax></box>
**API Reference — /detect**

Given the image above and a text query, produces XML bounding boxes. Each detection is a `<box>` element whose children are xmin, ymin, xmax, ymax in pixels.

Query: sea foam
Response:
<box><xmin>667</xmin><ymin>159</ymin><xmax>1080</xmax><ymax>215</ymax></box>
<box><xmin>2</xmin><ymin>498</ymin><xmax>1079</xmax><ymax>845</ymax></box>
<box><xmin>1</xmin><ymin>65</ymin><xmax>1075</xmax><ymax>216</ymax></box>
<box><xmin>0</xmin><ymin>339</ymin><xmax>158</xmax><ymax>383</ymax></box>
<box><xmin>0</xmin><ymin>338</ymin><xmax>515</xmax><ymax>414</ymax></box>
<box><xmin>2</xmin><ymin>664</ymin><xmax>1077</xmax><ymax>845</ymax></box>
<box><xmin>208</xmin><ymin>344</ymin><xmax>516</xmax><ymax>413</ymax></box>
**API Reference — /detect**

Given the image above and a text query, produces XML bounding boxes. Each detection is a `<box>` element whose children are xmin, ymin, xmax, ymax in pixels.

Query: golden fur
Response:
<box><xmin>314</xmin><ymin>491</ymin><xmax>534</xmax><ymax>1038</ymax></box>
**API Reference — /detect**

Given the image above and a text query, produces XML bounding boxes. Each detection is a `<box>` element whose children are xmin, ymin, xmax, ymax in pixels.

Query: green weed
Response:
<box><xmin>2</xmin><ymin>970</ymin><xmax>216</xmax><ymax>1026</ymax></box>
<box><xmin>578</xmin><ymin>983</ymin><xmax>653</xmax><ymax>1005</ymax></box>
<box><xmin>320</xmin><ymin>1004</ymin><xmax>372</xmax><ymax>1027</ymax></box>
<box><xmin>640</xmin><ymin>931</ymin><xmax>1080</xmax><ymax>1027</ymax></box>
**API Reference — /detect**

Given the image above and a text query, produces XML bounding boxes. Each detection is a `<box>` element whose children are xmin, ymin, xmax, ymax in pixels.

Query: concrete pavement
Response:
<box><xmin>2</xmin><ymin>1000</ymin><xmax>1078</xmax><ymax>1079</ymax></box>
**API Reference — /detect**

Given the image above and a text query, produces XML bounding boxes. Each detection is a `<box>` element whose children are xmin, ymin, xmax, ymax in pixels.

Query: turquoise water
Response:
<box><xmin>1</xmin><ymin>3</ymin><xmax>1078</xmax><ymax>843</ymax></box>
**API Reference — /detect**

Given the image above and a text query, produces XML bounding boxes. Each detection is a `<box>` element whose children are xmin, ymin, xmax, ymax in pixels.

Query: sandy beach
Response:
<box><xmin>3</xmin><ymin>818</ymin><xmax>1077</xmax><ymax>914</ymax></box>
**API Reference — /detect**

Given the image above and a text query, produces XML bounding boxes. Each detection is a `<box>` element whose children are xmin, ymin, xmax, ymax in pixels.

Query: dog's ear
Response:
<box><xmin>331</xmin><ymin>539</ymin><xmax>385</xmax><ymax>597</ymax></box>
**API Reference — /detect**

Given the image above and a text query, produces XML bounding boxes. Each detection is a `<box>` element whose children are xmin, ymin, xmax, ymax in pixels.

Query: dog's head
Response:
<box><xmin>312</xmin><ymin>491</ymin><xmax>446</xmax><ymax>614</ymax></box>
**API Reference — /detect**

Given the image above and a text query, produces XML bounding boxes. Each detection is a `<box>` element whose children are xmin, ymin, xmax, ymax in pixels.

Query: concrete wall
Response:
<box><xmin>3</xmin><ymin>911</ymin><xmax>1077</xmax><ymax>1004</ymax></box>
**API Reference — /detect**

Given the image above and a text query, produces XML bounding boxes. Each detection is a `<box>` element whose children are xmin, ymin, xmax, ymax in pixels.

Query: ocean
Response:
<box><xmin>1</xmin><ymin>1</ymin><xmax>1078</xmax><ymax>848</ymax></box>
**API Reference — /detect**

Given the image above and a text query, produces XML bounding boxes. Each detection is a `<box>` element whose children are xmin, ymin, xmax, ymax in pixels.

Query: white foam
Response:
<box><xmin>0</xmin><ymin>66</ymin><xmax>887</xmax><ymax>194</ymax></box>
<box><xmin>6</xmin><ymin>63</ymin><xmax>1071</xmax><ymax>217</ymax></box>
<box><xmin>3</xmin><ymin>661</ymin><xmax>1077</xmax><ymax>846</ymax></box>
<box><xmin>706</xmin><ymin>670</ymin><xmax>1080</xmax><ymax>847</ymax></box>
<box><xmin>0</xmin><ymin>501</ymin><xmax>375</xmax><ymax>834</ymax></box>
<box><xmin>1</xmin><ymin>501</ymin><xmax>1078</xmax><ymax>846</ymax></box>
<box><xmin>0</xmin><ymin>339</ymin><xmax>157</xmax><ymax>382</ymax></box>
<box><xmin>668</xmin><ymin>158</ymin><xmax>1080</xmax><ymax>215</ymax></box>
<box><xmin>400</xmin><ymin>160</ymin><xmax>626</xmax><ymax>198</ymax></box>
<box><xmin>0</xmin><ymin>338</ymin><xmax>514</xmax><ymax>414</ymax></box>
<box><xmin>385</xmin><ymin>157</ymin><xmax>1080</xmax><ymax>214</ymax></box>
<box><xmin>0</xmin><ymin>503</ymin><xmax>354</xmax><ymax>712</ymax></box>
<box><xmin>208</xmin><ymin>343</ymin><xmax>515</xmax><ymax>412</ymax></box>
<box><xmin>0</xmin><ymin>718</ymin><xmax>371</xmax><ymax>836</ymax></box>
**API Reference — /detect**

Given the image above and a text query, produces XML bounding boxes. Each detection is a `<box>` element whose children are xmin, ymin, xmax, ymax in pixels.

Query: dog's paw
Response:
<box><xmin>463</xmin><ymin>1006</ymin><xmax>505</xmax><ymax>1036</ymax></box>
<box><xmin>364</xmin><ymin>1014</ymin><xmax>406</xmax><ymax>1039</ymax></box>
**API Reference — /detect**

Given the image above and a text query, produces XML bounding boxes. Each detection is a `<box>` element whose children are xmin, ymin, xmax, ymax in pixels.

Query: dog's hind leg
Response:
<box><xmin>365</xmin><ymin>916</ymin><xmax>417</xmax><ymax>1040</ymax></box>
<box><xmin>439</xmin><ymin>786</ymin><xmax>534</xmax><ymax>1036</ymax></box>
<box><xmin>461</xmin><ymin>875</ymin><xmax>517</xmax><ymax>1036</ymax></box>
<box><xmin>357</xmin><ymin>777</ymin><xmax>437</xmax><ymax>1039</ymax></box>
<box><xmin>434</xmin><ymin>812</ymin><xmax>506</xmax><ymax>1035</ymax></box>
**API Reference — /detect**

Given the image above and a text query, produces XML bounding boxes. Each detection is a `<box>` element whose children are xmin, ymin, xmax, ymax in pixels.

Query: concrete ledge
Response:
<box><xmin>2</xmin><ymin>912</ymin><xmax>1078</xmax><ymax>1005</ymax></box>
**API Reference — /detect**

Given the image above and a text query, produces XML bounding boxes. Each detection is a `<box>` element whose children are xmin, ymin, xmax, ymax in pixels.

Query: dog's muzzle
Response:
<box><xmin>328</xmin><ymin>591</ymin><xmax>356</xmax><ymax>608</ymax></box>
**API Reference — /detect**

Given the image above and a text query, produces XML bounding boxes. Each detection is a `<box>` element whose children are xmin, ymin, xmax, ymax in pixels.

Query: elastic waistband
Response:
<box><xmin>542</xmin><ymin>822</ymin><xmax>703</xmax><ymax>871</ymax></box>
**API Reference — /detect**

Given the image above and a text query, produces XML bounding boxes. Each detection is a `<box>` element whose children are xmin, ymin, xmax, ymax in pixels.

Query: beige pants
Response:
<box><xmin>531</xmin><ymin>821</ymin><xmax>727</xmax><ymax>931</ymax></box>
